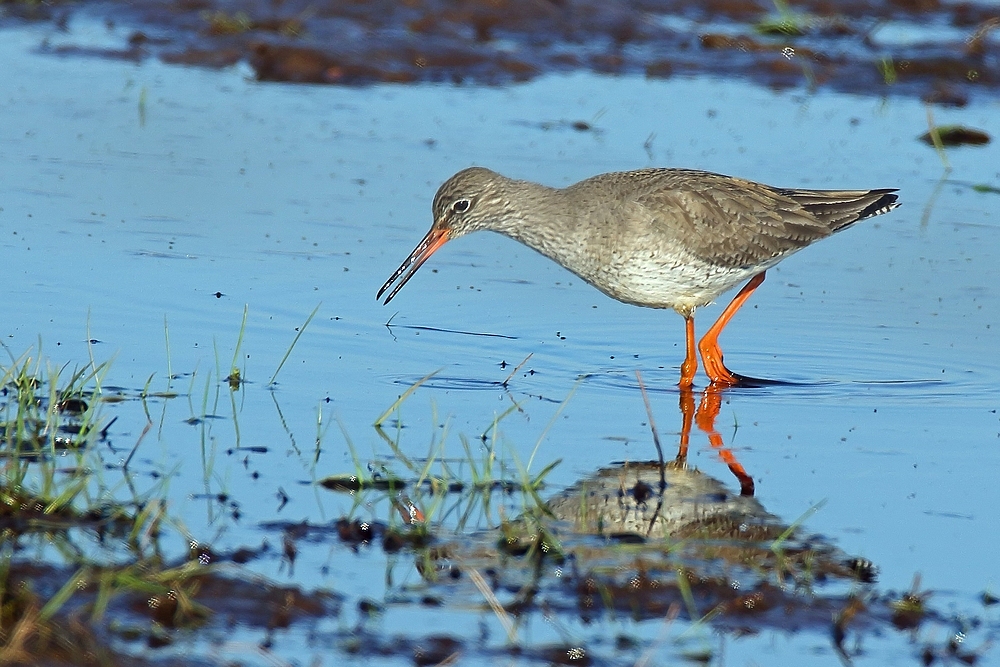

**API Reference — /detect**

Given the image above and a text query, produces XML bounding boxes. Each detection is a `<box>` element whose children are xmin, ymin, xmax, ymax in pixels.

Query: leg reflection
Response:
<box><xmin>677</xmin><ymin>387</ymin><xmax>755</xmax><ymax>497</ymax></box>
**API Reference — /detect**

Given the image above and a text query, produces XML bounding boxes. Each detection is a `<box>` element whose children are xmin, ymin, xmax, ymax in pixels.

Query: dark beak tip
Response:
<box><xmin>377</xmin><ymin>226</ymin><xmax>445</xmax><ymax>307</ymax></box>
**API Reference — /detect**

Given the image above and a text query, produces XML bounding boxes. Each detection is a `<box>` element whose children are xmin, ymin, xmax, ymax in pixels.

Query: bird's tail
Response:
<box><xmin>777</xmin><ymin>188</ymin><xmax>900</xmax><ymax>232</ymax></box>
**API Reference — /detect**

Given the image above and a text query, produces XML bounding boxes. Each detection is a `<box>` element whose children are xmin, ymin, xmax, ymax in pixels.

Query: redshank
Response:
<box><xmin>377</xmin><ymin>167</ymin><xmax>899</xmax><ymax>387</ymax></box>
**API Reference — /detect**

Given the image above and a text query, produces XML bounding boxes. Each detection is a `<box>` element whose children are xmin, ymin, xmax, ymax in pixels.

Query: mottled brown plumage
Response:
<box><xmin>378</xmin><ymin>167</ymin><xmax>899</xmax><ymax>386</ymax></box>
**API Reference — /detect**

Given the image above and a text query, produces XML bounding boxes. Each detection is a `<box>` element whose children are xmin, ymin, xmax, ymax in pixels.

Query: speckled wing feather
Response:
<box><xmin>625</xmin><ymin>169</ymin><xmax>898</xmax><ymax>270</ymax></box>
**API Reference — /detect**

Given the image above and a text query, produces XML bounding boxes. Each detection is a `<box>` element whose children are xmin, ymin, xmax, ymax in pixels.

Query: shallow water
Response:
<box><xmin>3</xmin><ymin>16</ymin><xmax>1000</xmax><ymax>665</ymax></box>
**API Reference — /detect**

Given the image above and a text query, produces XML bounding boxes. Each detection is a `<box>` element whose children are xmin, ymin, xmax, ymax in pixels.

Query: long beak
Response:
<box><xmin>377</xmin><ymin>227</ymin><xmax>451</xmax><ymax>305</ymax></box>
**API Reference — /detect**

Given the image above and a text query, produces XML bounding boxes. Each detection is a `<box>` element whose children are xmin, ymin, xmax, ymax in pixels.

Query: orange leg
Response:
<box><xmin>698</xmin><ymin>272</ymin><xmax>766</xmax><ymax>386</ymax></box>
<box><xmin>695</xmin><ymin>388</ymin><xmax>755</xmax><ymax>496</ymax></box>
<box><xmin>679</xmin><ymin>316</ymin><xmax>698</xmax><ymax>388</ymax></box>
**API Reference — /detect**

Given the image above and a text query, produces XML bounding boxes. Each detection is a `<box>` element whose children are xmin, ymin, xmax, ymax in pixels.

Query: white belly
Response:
<box><xmin>584</xmin><ymin>245</ymin><xmax>771</xmax><ymax>314</ymax></box>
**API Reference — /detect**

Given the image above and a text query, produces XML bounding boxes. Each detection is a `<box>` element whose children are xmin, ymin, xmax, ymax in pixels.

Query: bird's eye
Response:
<box><xmin>451</xmin><ymin>199</ymin><xmax>471</xmax><ymax>213</ymax></box>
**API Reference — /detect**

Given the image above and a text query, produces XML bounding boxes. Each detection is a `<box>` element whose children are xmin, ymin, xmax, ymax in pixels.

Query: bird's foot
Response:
<box><xmin>707</xmin><ymin>372</ymin><xmax>753</xmax><ymax>388</ymax></box>
<box><xmin>710</xmin><ymin>373</ymin><xmax>788</xmax><ymax>388</ymax></box>
<box><xmin>701</xmin><ymin>354</ymin><xmax>740</xmax><ymax>387</ymax></box>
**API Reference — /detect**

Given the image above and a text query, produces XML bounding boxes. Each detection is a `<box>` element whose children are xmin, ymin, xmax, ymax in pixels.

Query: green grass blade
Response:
<box><xmin>269</xmin><ymin>303</ymin><xmax>321</xmax><ymax>386</ymax></box>
<box><xmin>373</xmin><ymin>367</ymin><xmax>442</xmax><ymax>428</ymax></box>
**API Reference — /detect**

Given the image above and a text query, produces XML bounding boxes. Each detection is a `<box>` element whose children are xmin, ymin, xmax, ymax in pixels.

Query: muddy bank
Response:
<box><xmin>3</xmin><ymin>0</ymin><xmax>998</xmax><ymax>103</ymax></box>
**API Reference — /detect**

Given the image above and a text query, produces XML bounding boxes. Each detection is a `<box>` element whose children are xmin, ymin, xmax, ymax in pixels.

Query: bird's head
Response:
<box><xmin>377</xmin><ymin>167</ymin><xmax>508</xmax><ymax>304</ymax></box>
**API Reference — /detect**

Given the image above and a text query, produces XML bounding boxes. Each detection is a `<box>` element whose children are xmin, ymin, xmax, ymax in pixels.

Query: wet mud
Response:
<box><xmin>2</xmin><ymin>0</ymin><xmax>997</xmax><ymax>102</ymax></box>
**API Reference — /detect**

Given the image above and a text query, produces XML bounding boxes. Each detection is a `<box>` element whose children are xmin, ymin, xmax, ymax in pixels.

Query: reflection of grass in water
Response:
<box><xmin>334</xmin><ymin>373</ymin><xmax>972</xmax><ymax>658</ymax></box>
<box><xmin>0</xmin><ymin>344</ymin><xmax>215</xmax><ymax>661</ymax></box>
<box><xmin>0</xmin><ymin>321</ymin><xmax>343</xmax><ymax>660</ymax></box>
<box><xmin>0</xmin><ymin>307</ymin><xmax>353</xmax><ymax>655</ymax></box>
<box><xmin>1</xmin><ymin>342</ymin><xmax>110</xmax><ymax>488</ymax></box>
<box><xmin>334</xmin><ymin>368</ymin><xmax>565</xmax><ymax>538</ymax></box>
<box><xmin>0</xmin><ymin>321</ymin><xmax>573</xmax><ymax>659</ymax></box>
<box><xmin>1</xmin><ymin>318</ymin><xmax>989</xmax><ymax>664</ymax></box>
<box><xmin>923</xmin><ymin>107</ymin><xmax>954</xmax><ymax>172</ymax></box>
<box><xmin>322</xmin><ymin>366</ymin><xmax>572</xmax><ymax>647</ymax></box>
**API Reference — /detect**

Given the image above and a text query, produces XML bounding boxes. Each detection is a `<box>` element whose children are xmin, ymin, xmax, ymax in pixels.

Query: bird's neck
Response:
<box><xmin>492</xmin><ymin>180</ymin><xmax>585</xmax><ymax>266</ymax></box>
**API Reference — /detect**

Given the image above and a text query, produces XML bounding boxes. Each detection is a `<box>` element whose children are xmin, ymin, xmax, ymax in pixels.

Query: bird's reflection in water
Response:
<box><xmin>678</xmin><ymin>386</ymin><xmax>755</xmax><ymax>496</ymax></box>
<box><xmin>546</xmin><ymin>379</ymin><xmax>770</xmax><ymax>542</ymax></box>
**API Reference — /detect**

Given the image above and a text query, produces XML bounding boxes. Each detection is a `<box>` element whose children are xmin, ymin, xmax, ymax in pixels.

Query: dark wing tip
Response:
<box><xmin>857</xmin><ymin>191</ymin><xmax>900</xmax><ymax>221</ymax></box>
